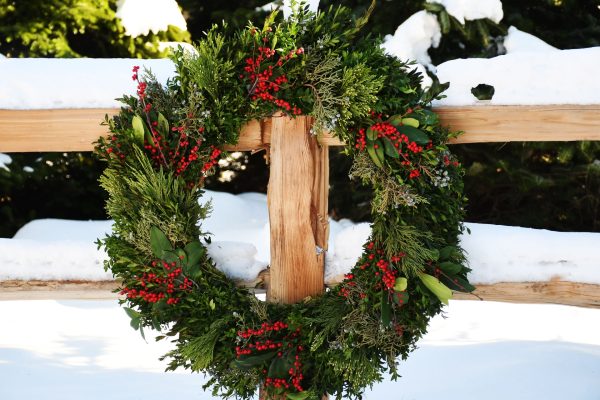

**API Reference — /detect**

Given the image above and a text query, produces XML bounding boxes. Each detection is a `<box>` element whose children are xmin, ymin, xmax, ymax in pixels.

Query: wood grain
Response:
<box><xmin>267</xmin><ymin>115</ymin><xmax>325</xmax><ymax>304</ymax></box>
<box><xmin>440</xmin><ymin>105</ymin><xmax>600</xmax><ymax>144</ymax></box>
<box><xmin>452</xmin><ymin>280</ymin><xmax>600</xmax><ymax>308</ymax></box>
<box><xmin>2</xmin><ymin>278</ymin><xmax>598</xmax><ymax>308</ymax></box>
<box><xmin>0</xmin><ymin>280</ymin><xmax>119</xmax><ymax>300</ymax></box>
<box><xmin>2</xmin><ymin>105</ymin><xmax>600</xmax><ymax>152</ymax></box>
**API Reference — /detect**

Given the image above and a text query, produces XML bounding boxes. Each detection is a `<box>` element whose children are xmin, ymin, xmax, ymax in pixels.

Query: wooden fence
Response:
<box><xmin>1</xmin><ymin>105</ymin><xmax>600</xmax><ymax>307</ymax></box>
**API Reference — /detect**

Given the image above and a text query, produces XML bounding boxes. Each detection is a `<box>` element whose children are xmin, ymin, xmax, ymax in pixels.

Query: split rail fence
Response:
<box><xmin>1</xmin><ymin>105</ymin><xmax>600</xmax><ymax>308</ymax></box>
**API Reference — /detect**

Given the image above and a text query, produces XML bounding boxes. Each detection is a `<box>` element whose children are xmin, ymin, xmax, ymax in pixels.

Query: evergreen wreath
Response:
<box><xmin>95</xmin><ymin>2</ymin><xmax>474</xmax><ymax>399</ymax></box>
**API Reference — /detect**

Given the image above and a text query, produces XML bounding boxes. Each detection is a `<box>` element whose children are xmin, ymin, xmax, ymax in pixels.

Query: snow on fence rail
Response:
<box><xmin>1</xmin><ymin>109</ymin><xmax>600</xmax><ymax>308</ymax></box>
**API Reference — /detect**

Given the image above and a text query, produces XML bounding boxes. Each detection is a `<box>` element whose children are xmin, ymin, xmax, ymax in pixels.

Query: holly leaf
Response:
<box><xmin>382</xmin><ymin>137</ymin><xmax>399</xmax><ymax>158</ymax></box>
<box><xmin>366</xmin><ymin>126</ymin><xmax>377</xmax><ymax>141</ymax></box>
<box><xmin>268</xmin><ymin>353</ymin><xmax>293</xmax><ymax>379</ymax></box>
<box><xmin>367</xmin><ymin>142</ymin><xmax>384</xmax><ymax>169</ymax></box>
<box><xmin>233</xmin><ymin>350</ymin><xmax>278</xmax><ymax>370</ymax></box>
<box><xmin>401</xmin><ymin>117</ymin><xmax>419</xmax><ymax>128</ymax></box>
<box><xmin>416</xmin><ymin>109</ymin><xmax>439</xmax><ymax>126</ymax></box>
<box><xmin>184</xmin><ymin>241</ymin><xmax>205</xmax><ymax>267</ymax></box>
<box><xmin>131</xmin><ymin>115</ymin><xmax>145</xmax><ymax>145</ymax></box>
<box><xmin>396</xmin><ymin>125</ymin><xmax>430</xmax><ymax>145</ymax></box>
<box><xmin>438</xmin><ymin>245</ymin><xmax>458</xmax><ymax>260</ymax></box>
<box><xmin>157</xmin><ymin>112</ymin><xmax>169</xmax><ymax>136</ymax></box>
<box><xmin>438</xmin><ymin>261</ymin><xmax>463</xmax><ymax>275</ymax></box>
<box><xmin>381</xmin><ymin>295</ymin><xmax>391</xmax><ymax>327</ymax></box>
<box><xmin>440</xmin><ymin>275</ymin><xmax>476</xmax><ymax>293</ymax></box>
<box><xmin>124</xmin><ymin>307</ymin><xmax>144</xmax><ymax>339</ymax></box>
<box><xmin>150</xmin><ymin>226</ymin><xmax>173</xmax><ymax>258</ymax></box>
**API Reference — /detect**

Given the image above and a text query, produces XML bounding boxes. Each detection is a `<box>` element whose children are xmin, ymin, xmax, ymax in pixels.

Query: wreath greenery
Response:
<box><xmin>95</xmin><ymin>2</ymin><xmax>473</xmax><ymax>399</ymax></box>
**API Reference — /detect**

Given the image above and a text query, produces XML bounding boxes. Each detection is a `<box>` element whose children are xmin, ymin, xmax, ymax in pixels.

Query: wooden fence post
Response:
<box><xmin>267</xmin><ymin>115</ymin><xmax>329</xmax><ymax>303</ymax></box>
<box><xmin>264</xmin><ymin>113</ymin><xmax>330</xmax><ymax>399</ymax></box>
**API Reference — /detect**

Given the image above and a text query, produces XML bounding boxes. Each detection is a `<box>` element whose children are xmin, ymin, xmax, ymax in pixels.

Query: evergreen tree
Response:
<box><xmin>0</xmin><ymin>0</ymin><xmax>191</xmax><ymax>237</ymax></box>
<box><xmin>0</xmin><ymin>0</ymin><xmax>190</xmax><ymax>58</ymax></box>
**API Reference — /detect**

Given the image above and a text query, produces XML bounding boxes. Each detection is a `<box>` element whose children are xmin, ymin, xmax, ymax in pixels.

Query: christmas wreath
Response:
<box><xmin>95</xmin><ymin>2</ymin><xmax>473</xmax><ymax>399</ymax></box>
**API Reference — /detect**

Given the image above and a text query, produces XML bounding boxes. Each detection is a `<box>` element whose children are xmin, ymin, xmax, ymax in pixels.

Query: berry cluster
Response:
<box><xmin>236</xmin><ymin>321</ymin><xmax>305</xmax><ymax>393</ymax></box>
<box><xmin>129</xmin><ymin>66</ymin><xmax>221</xmax><ymax>185</ymax></box>
<box><xmin>340</xmin><ymin>241</ymin><xmax>407</xmax><ymax>300</ymax></box>
<box><xmin>241</xmin><ymin>38</ymin><xmax>303</xmax><ymax>115</ymax></box>
<box><xmin>120</xmin><ymin>259</ymin><xmax>193</xmax><ymax>305</ymax></box>
<box><xmin>356</xmin><ymin>121</ymin><xmax>426</xmax><ymax>179</ymax></box>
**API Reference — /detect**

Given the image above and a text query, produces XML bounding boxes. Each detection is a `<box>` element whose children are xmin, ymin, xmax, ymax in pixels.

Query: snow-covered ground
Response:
<box><xmin>0</xmin><ymin>299</ymin><xmax>598</xmax><ymax>400</ymax></box>
<box><xmin>1</xmin><ymin>190</ymin><xmax>600</xmax><ymax>285</ymax></box>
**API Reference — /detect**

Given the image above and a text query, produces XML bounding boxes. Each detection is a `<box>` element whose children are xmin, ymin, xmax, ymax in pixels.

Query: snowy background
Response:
<box><xmin>1</xmin><ymin>0</ymin><xmax>600</xmax><ymax>399</ymax></box>
<box><xmin>1</xmin><ymin>299</ymin><xmax>599</xmax><ymax>400</ymax></box>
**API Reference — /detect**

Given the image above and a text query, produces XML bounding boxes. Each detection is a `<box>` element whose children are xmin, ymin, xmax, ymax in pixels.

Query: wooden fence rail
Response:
<box><xmin>2</xmin><ymin>105</ymin><xmax>600</xmax><ymax>152</ymax></box>
<box><xmin>1</xmin><ymin>105</ymin><xmax>599</xmax><ymax>308</ymax></box>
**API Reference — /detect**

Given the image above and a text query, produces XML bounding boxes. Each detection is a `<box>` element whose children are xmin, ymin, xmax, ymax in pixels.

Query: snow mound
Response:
<box><xmin>463</xmin><ymin>223</ymin><xmax>600</xmax><ymax>284</ymax></box>
<box><xmin>2</xmin><ymin>190</ymin><xmax>600</xmax><ymax>285</ymax></box>
<box><xmin>428</xmin><ymin>0</ymin><xmax>503</xmax><ymax>24</ymax></box>
<box><xmin>0</xmin><ymin>58</ymin><xmax>175</xmax><ymax>109</ymax></box>
<box><xmin>0</xmin><ymin>153</ymin><xmax>12</xmax><ymax>171</ymax></box>
<box><xmin>206</xmin><ymin>241</ymin><xmax>267</xmax><ymax>281</ymax></box>
<box><xmin>0</xmin><ymin>238</ymin><xmax>111</xmax><ymax>281</ymax></box>
<box><xmin>382</xmin><ymin>10</ymin><xmax>441</xmax><ymax>67</ymax></box>
<box><xmin>435</xmin><ymin>47</ymin><xmax>600</xmax><ymax>105</ymax></box>
<box><xmin>325</xmin><ymin>223</ymin><xmax>371</xmax><ymax>283</ymax></box>
<box><xmin>504</xmin><ymin>26</ymin><xmax>558</xmax><ymax>54</ymax></box>
<box><xmin>13</xmin><ymin>219</ymin><xmax>113</xmax><ymax>243</ymax></box>
<box><xmin>116</xmin><ymin>0</ymin><xmax>187</xmax><ymax>37</ymax></box>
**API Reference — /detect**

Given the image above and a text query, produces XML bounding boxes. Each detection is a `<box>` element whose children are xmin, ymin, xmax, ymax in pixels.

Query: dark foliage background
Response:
<box><xmin>1</xmin><ymin>0</ymin><xmax>599</xmax><ymax>237</ymax></box>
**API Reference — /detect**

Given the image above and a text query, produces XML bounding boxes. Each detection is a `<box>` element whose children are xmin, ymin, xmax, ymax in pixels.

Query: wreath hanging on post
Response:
<box><xmin>95</xmin><ymin>2</ymin><xmax>474</xmax><ymax>399</ymax></box>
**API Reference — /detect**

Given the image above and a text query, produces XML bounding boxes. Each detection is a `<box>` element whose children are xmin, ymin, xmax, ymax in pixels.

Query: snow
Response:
<box><xmin>282</xmin><ymin>0</ymin><xmax>320</xmax><ymax>18</ymax></box>
<box><xmin>1</xmin><ymin>35</ymin><xmax>599</xmax><ymax>108</ymax></box>
<box><xmin>434</xmin><ymin>47</ymin><xmax>600</xmax><ymax>105</ymax></box>
<box><xmin>0</xmin><ymin>299</ymin><xmax>598</xmax><ymax>399</ymax></box>
<box><xmin>504</xmin><ymin>26</ymin><xmax>558</xmax><ymax>54</ymax></box>
<box><xmin>0</xmin><ymin>58</ymin><xmax>175</xmax><ymax>109</ymax></box>
<box><xmin>2</xmin><ymin>190</ymin><xmax>600</xmax><ymax>285</ymax></box>
<box><xmin>116</xmin><ymin>0</ymin><xmax>187</xmax><ymax>37</ymax></box>
<box><xmin>382</xmin><ymin>10</ymin><xmax>441</xmax><ymax>68</ymax></box>
<box><xmin>463</xmin><ymin>223</ymin><xmax>600</xmax><ymax>284</ymax></box>
<box><xmin>0</xmin><ymin>153</ymin><xmax>12</xmax><ymax>171</ymax></box>
<box><xmin>157</xmin><ymin>41</ymin><xmax>198</xmax><ymax>55</ymax></box>
<box><xmin>428</xmin><ymin>0</ymin><xmax>503</xmax><ymax>24</ymax></box>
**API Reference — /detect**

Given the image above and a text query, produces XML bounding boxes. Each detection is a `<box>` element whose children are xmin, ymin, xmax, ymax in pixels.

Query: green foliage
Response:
<box><xmin>0</xmin><ymin>0</ymin><xmax>190</xmax><ymax>58</ymax></box>
<box><xmin>95</xmin><ymin>4</ymin><xmax>471</xmax><ymax>399</ymax></box>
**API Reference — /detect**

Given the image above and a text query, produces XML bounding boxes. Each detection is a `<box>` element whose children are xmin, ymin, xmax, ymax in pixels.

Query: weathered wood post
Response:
<box><xmin>267</xmin><ymin>115</ymin><xmax>329</xmax><ymax>303</ymax></box>
<box><xmin>262</xmin><ymin>115</ymin><xmax>330</xmax><ymax>399</ymax></box>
